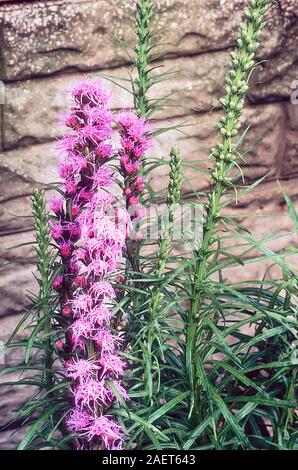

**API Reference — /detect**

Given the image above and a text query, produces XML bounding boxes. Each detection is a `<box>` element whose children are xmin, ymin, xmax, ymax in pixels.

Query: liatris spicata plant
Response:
<box><xmin>51</xmin><ymin>79</ymin><xmax>129</xmax><ymax>450</ymax></box>
<box><xmin>2</xmin><ymin>0</ymin><xmax>297</xmax><ymax>452</ymax></box>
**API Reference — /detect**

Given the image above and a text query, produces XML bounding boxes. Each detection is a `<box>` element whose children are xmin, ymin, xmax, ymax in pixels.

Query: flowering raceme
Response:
<box><xmin>50</xmin><ymin>79</ymin><xmax>133</xmax><ymax>450</ymax></box>
<box><xmin>117</xmin><ymin>111</ymin><xmax>152</xmax><ymax>229</ymax></box>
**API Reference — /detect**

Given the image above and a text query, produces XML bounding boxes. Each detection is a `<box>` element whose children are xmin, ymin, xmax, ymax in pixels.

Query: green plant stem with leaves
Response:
<box><xmin>31</xmin><ymin>189</ymin><xmax>54</xmax><ymax>392</ymax></box>
<box><xmin>146</xmin><ymin>147</ymin><xmax>182</xmax><ymax>403</ymax></box>
<box><xmin>124</xmin><ymin>0</ymin><xmax>155</xmax><ymax>278</ymax></box>
<box><xmin>129</xmin><ymin>2</ymin><xmax>185</xmax><ymax>409</ymax></box>
<box><xmin>187</xmin><ymin>0</ymin><xmax>272</xmax><ymax>425</ymax></box>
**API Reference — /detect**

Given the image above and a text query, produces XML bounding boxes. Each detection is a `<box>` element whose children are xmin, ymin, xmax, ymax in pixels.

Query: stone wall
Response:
<box><xmin>0</xmin><ymin>0</ymin><xmax>298</xmax><ymax>448</ymax></box>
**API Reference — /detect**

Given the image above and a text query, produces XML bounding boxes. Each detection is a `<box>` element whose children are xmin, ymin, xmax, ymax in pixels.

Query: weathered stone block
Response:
<box><xmin>0</xmin><ymin>0</ymin><xmax>290</xmax><ymax>82</ymax></box>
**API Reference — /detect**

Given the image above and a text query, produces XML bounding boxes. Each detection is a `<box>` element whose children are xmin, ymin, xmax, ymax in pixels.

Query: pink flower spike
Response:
<box><xmin>50</xmin><ymin>79</ymin><xmax>129</xmax><ymax>450</ymax></box>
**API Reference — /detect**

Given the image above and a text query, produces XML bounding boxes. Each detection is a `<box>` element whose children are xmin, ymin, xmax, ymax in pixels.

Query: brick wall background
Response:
<box><xmin>0</xmin><ymin>0</ymin><xmax>298</xmax><ymax>448</ymax></box>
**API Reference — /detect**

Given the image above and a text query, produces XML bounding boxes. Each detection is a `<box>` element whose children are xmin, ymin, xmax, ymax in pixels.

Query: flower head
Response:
<box><xmin>84</xmin><ymin>415</ymin><xmax>124</xmax><ymax>450</ymax></box>
<box><xmin>66</xmin><ymin>358</ymin><xmax>99</xmax><ymax>382</ymax></box>
<box><xmin>74</xmin><ymin>378</ymin><xmax>112</xmax><ymax>408</ymax></box>
<box><xmin>50</xmin><ymin>196</ymin><xmax>64</xmax><ymax>214</ymax></box>
<box><xmin>95</xmin><ymin>328</ymin><xmax>121</xmax><ymax>354</ymax></box>
<box><xmin>100</xmin><ymin>353</ymin><xmax>126</xmax><ymax>377</ymax></box>
<box><xmin>70</xmin><ymin>79</ymin><xmax>111</xmax><ymax>108</ymax></box>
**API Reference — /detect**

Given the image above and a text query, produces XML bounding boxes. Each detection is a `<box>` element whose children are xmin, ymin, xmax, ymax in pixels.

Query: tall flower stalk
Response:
<box><xmin>187</xmin><ymin>0</ymin><xmax>272</xmax><ymax>424</ymax></box>
<box><xmin>31</xmin><ymin>189</ymin><xmax>54</xmax><ymax>391</ymax></box>
<box><xmin>127</xmin><ymin>0</ymin><xmax>184</xmax><ymax>409</ymax></box>
<box><xmin>145</xmin><ymin>147</ymin><xmax>182</xmax><ymax>402</ymax></box>
<box><xmin>51</xmin><ymin>80</ymin><xmax>128</xmax><ymax>450</ymax></box>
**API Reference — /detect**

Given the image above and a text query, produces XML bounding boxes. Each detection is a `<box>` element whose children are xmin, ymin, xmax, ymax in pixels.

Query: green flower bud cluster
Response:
<box><xmin>31</xmin><ymin>189</ymin><xmax>54</xmax><ymax>389</ymax></box>
<box><xmin>157</xmin><ymin>147</ymin><xmax>182</xmax><ymax>277</ymax></box>
<box><xmin>210</xmin><ymin>0</ymin><xmax>270</xmax><ymax>185</ymax></box>
<box><xmin>32</xmin><ymin>189</ymin><xmax>52</xmax><ymax>281</ymax></box>
<box><xmin>135</xmin><ymin>0</ymin><xmax>154</xmax><ymax>116</ymax></box>
<box><xmin>167</xmin><ymin>146</ymin><xmax>182</xmax><ymax>207</ymax></box>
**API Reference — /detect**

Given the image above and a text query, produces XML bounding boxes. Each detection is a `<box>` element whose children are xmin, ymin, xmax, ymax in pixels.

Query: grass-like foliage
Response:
<box><xmin>1</xmin><ymin>191</ymin><xmax>71</xmax><ymax>449</ymax></box>
<box><xmin>1</xmin><ymin>0</ymin><xmax>297</xmax><ymax>450</ymax></box>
